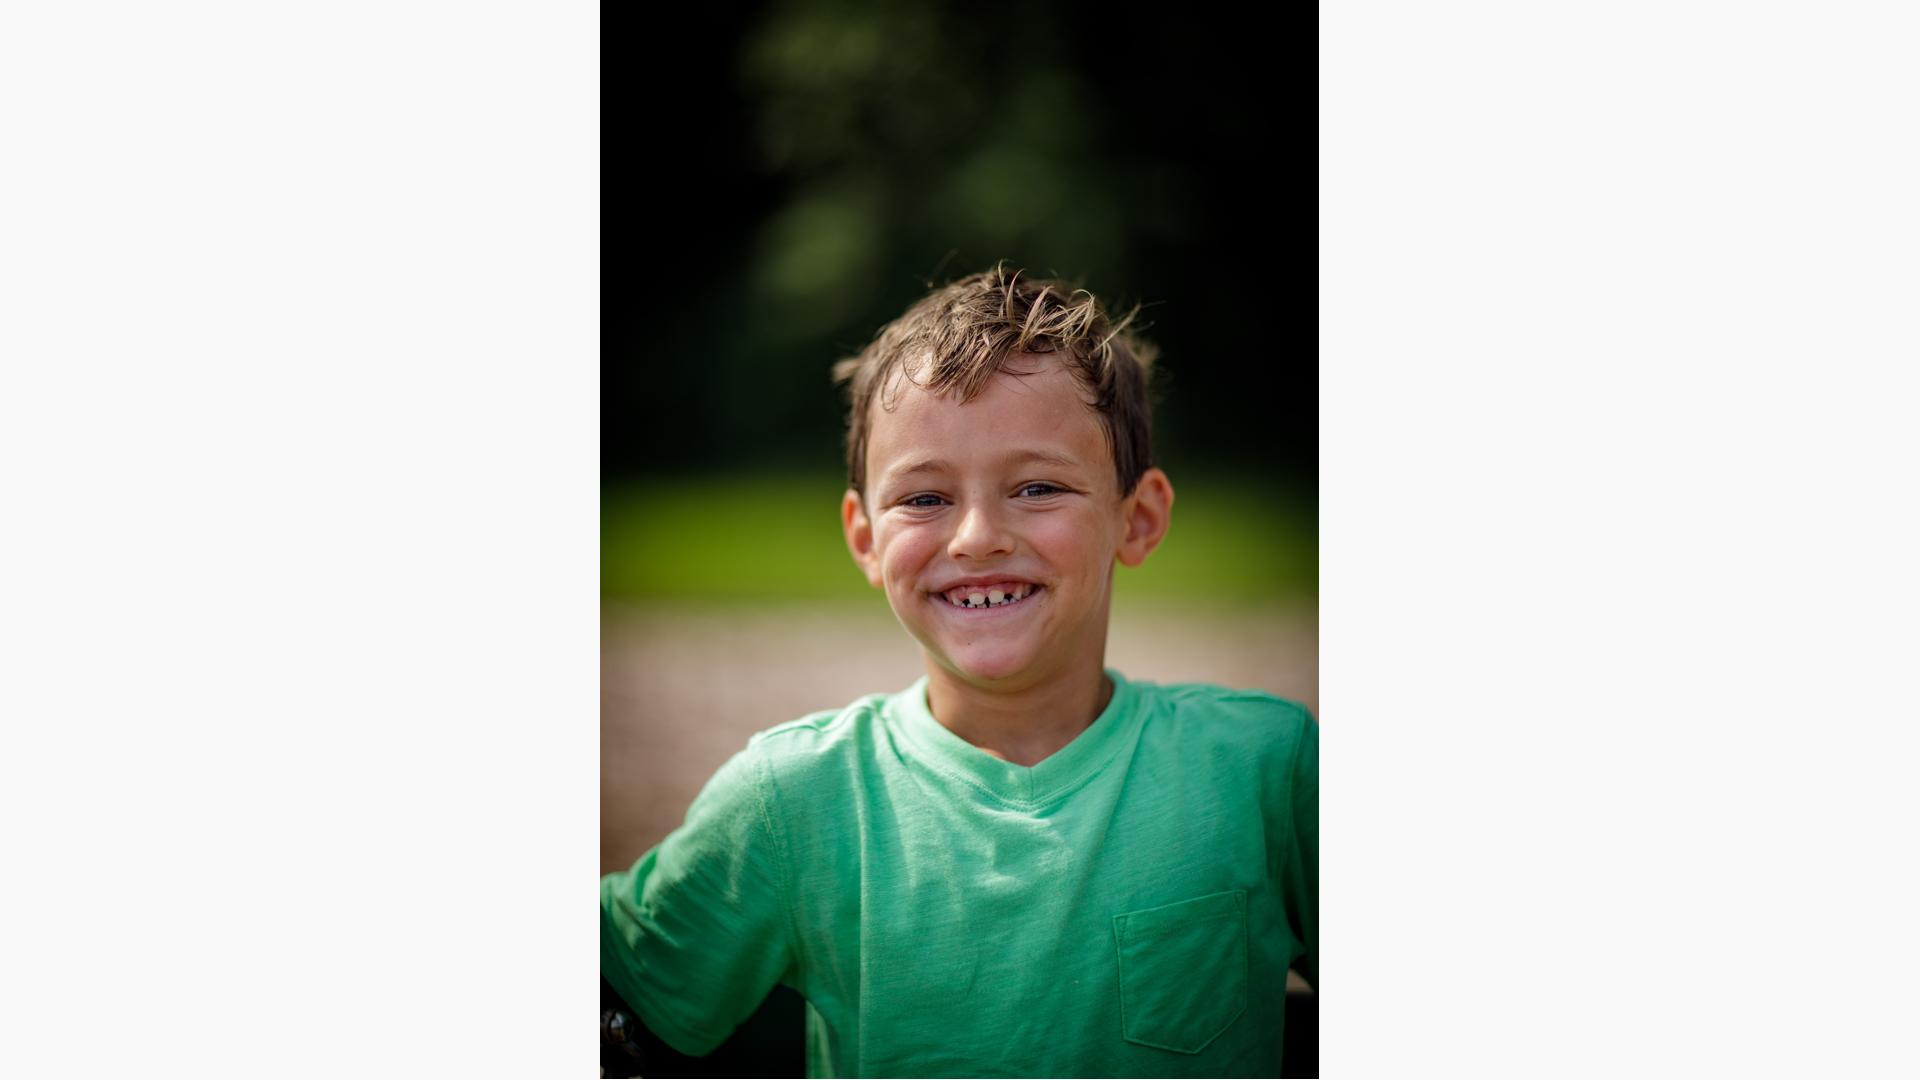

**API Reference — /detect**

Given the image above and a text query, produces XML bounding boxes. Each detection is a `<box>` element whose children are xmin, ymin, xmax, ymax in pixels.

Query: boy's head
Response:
<box><xmin>833</xmin><ymin>263</ymin><xmax>1160</xmax><ymax>504</ymax></box>
<box><xmin>834</xmin><ymin>265</ymin><xmax>1174</xmax><ymax>693</ymax></box>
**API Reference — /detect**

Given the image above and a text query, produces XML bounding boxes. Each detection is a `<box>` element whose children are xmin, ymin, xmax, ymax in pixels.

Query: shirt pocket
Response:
<box><xmin>1110</xmin><ymin>888</ymin><xmax>1249</xmax><ymax>1054</ymax></box>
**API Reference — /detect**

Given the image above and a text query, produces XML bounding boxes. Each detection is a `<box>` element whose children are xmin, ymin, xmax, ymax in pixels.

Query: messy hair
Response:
<box><xmin>832</xmin><ymin>263</ymin><xmax>1159</xmax><ymax>498</ymax></box>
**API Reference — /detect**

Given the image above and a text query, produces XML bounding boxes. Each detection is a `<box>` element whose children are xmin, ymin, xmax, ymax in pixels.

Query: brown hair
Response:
<box><xmin>832</xmin><ymin>263</ymin><xmax>1159</xmax><ymax>498</ymax></box>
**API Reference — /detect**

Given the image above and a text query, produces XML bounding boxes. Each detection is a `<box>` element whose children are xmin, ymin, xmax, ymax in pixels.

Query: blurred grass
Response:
<box><xmin>603</xmin><ymin>472</ymin><xmax>1315</xmax><ymax>607</ymax></box>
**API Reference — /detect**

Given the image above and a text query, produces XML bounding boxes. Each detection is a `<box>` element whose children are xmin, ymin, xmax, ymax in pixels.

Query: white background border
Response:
<box><xmin>1323</xmin><ymin>1</ymin><xmax>1920</xmax><ymax>1075</ymax></box>
<box><xmin>3</xmin><ymin>1</ymin><xmax>598</xmax><ymax>1074</ymax></box>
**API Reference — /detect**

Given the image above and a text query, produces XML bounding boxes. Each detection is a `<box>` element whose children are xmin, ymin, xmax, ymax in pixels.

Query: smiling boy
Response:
<box><xmin>601</xmin><ymin>265</ymin><xmax>1317</xmax><ymax>1078</ymax></box>
<box><xmin>843</xmin><ymin>345</ymin><xmax>1169</xmax><ymax>768</ymax></box>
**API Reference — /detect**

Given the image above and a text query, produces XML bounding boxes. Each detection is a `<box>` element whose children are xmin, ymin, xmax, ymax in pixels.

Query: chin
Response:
<box><xmin>943</xmin><ymin>648</ymin><xmax>1041</xmax><ymax>686</ymax></box>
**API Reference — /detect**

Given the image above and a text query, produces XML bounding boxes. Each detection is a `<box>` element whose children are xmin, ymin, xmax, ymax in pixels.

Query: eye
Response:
<box><xmin>1017</xmin><ymin>482</ymin><xmax>1067</xmax><ymax>498</ymax></box>
<box><xmin>901</xmin><ymin>493</ymin><xmax>947</xmax><ymax>508</ymax></box>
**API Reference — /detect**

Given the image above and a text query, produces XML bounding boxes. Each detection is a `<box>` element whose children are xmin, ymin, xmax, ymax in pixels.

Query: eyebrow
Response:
<box><xmin>883</xmin><ymin>449</ymin><xmax>1083</xmax><ymax>482</ymax></box>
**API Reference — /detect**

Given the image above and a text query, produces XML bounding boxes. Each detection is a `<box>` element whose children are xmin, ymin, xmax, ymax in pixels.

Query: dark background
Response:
<box><xmin>606</xmin><ymin>0</ymin><xmax>1312</xmax><ymax>494</ymax></box>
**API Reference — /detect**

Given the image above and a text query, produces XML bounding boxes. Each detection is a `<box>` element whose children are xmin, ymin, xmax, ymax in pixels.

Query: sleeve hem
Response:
<box><xmin>601</xmin><ymin>900</ymin><xmax>733</xmax><ymax>1057</ymax></box>
<box><xmin>633</xmin><ymin>1006</ymin><xmax>729</xmax><ymax>1058</ymax></box>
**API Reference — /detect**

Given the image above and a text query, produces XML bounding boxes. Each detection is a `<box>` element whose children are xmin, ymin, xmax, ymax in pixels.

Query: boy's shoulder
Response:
<box><xmin>1130</xmin><ymin>678</ymin><xmax>1316</xmax><ymax>762</ymax></box>
<box><xmin>1128</xmin><ymin>676</ymin><xmax>1313</xmax><ymax>718</ymax></box>
<box><xmin>725</xmin><ymin>690</ymin><xmax>907</xmax><ymax>819</ymax></box>
<box><xmin>1143</xmin><ymin>678</ymin><xmax>1313</xmax><ymax>718</ymax></box>
<box><xmin>747</xmin><ymin>690</ymin><xmax>891</xmax><ymax>748</ymax></box>
<box><xmin>737</xmin><ymin>690</ymin><xmax>895</xmax><ymax>775</ymax></box>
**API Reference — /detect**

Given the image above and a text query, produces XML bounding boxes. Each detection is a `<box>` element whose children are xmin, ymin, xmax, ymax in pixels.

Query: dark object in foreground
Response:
<box><xmin>602</xmin><ymin>976</ymin><xmax>806</xmax><ymax>1078</ymax></box>
<box><xmin>602</xmin><ymin>977</ymin><xmax>1318</xmax><ymax>1078</ymax></box>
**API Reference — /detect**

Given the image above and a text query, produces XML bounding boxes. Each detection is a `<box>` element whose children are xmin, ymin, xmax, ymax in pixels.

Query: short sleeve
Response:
<box><xmin>1284</xmin><ymin>712</ymin><xmax>1318</xmax><ymax>989</ymax></box>
<box><xmin>600</xmin><ymin>740</ymin><xmax>797</xmax><ymax>1056</ymax></box>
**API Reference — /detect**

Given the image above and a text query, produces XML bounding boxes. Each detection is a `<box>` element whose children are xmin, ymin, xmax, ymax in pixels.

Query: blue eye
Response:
<box><xmin>903</xmin><ymin>494</ymin><xmax>946</xmax><ymax>508</ymax></box>
<box><xmin>1018</xmin><ymin>483</ymin><xmax>1066</xmax><ymax>498</ymax></box>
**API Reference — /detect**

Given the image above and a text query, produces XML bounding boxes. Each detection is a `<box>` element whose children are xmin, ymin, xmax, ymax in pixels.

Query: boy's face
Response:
<box><xmin>842</xmin><ymin>352</ymin><xmax>1172</xmax><ymax>694</ymax></box>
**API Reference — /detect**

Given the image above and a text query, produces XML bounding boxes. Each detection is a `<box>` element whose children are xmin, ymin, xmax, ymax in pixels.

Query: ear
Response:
<box><xmin>841</xmin><ymin>488</ymin><xmax>884</xmax><ymax>588</ymax></box>
<box><xmin>1116</xmin><ymin>468</ymin><xmax>1174</xmax><ymax>568</ymax></box>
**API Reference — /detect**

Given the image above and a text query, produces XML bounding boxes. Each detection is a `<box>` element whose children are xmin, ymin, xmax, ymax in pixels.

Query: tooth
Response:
<box><xmin>967</xmin><ymin>592</ymin><xmax>986</xmax><ymax>607</ymax></box>
<box><xmin>988</xmin><ymin>588</ymin><xmax>1004</xmax><ymax>605</ymax></box>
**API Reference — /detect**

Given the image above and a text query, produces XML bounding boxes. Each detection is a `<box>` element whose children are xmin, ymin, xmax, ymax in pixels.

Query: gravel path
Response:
<box><xmin>602</xmin><ymin>602</ymin><xmax>1317</xmax><ymax>875</ymax></box>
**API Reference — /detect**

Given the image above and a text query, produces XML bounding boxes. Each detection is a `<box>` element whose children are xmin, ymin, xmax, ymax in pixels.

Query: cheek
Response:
<box><xmin>877</xmin><ymin>529</ymin><xmax>938</xmax><ymax>583</ymax></box>
<box><xmin>1030</xmin><ymin>520</ymin><xmax>1106</xmax><ymax>570</ymax></box>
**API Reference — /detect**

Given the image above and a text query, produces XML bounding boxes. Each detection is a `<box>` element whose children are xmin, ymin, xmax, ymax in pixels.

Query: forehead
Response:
<box><xmin>866</xmin><ymin>353</ymin><xmax>1110</xmax><ymax>486</ymax></box>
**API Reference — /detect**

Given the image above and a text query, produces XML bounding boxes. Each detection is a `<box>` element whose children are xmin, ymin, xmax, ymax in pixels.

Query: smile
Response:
<box><xmin>934</xmin><ymin>583</ymin><xmax>1042</xmax><ymax>610</ymax></box>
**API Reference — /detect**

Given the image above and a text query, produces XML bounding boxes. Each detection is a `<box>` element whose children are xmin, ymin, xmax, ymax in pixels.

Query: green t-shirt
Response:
<box><xmin>601</xmin><ymin>669</ymin><xmax>1317</xmax><ymax>1078</ymax></box>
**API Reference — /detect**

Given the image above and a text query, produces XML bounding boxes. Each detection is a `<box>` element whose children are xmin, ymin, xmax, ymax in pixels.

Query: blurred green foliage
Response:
<box><xmin>602</xmin><ymin>472</ymin><xmax>1315</xmax><ymax>607</ymax></box>
<box><xmin>734</xmin><ymin>2</ymin><xmax>1140</xmax><ymax>334</ymax></box>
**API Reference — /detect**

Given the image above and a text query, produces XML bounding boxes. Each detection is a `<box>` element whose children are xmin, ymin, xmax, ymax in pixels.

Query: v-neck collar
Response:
<box><xmin>885</xmin><ymin>668</ymin><xmax>1141</xmax><ymax>808</ymax></box>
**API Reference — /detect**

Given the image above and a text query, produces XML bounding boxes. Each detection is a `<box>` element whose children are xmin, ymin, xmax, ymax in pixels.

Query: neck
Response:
<box><xmin>923</xmin><ymin>662</ymin><xmax>1114</xmax><ymax>768</ymax></box>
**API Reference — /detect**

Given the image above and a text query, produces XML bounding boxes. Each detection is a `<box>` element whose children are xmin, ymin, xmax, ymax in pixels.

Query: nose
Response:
<box><xmin>948</xmin><ymin>500</ymin><xmax>1015</xmax><ymax>560</ymax></box>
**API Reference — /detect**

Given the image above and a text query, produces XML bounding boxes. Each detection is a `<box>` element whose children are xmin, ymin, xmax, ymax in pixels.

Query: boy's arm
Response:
<box><xmin>1285</xmin><ymin>712</ymin><xmax>1319</xmax><ymax>990</ymax></box>
<box><xmin>600</xmin><ymin>740</ymin><xmax>798</xmax><ymax>1057</ymax></box>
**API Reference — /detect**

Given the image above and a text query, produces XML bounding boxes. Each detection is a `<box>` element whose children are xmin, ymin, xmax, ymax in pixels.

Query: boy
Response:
<box><xmin>601</xmin><ymin>265</ymin><xmax>1317</xmax><ymax>1077</ymax></box>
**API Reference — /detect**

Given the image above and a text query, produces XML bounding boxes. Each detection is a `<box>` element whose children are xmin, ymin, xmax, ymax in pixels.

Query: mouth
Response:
<box><xmin>932</xmin><ymin>581</ymin><xmax>1043</xmax><ymax>612</ymax></box>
